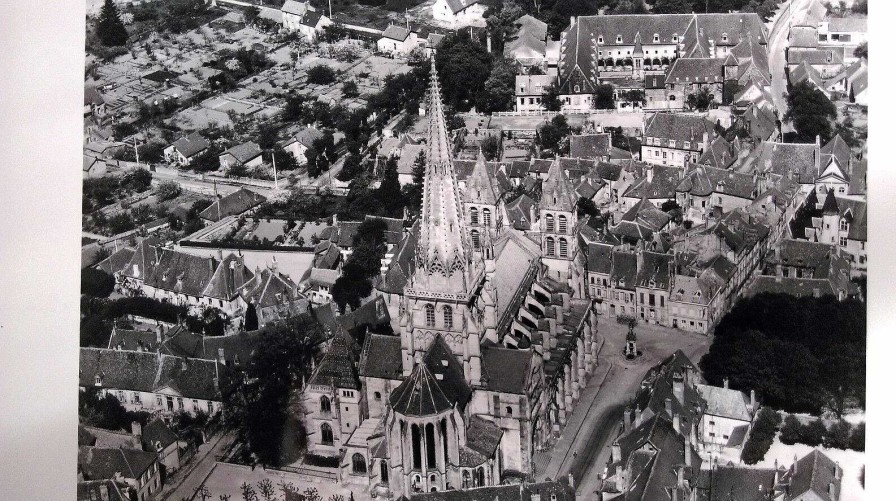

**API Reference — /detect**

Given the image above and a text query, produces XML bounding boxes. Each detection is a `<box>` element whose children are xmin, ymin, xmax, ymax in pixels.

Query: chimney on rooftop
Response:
<box><xmin>673</xmin><ymin>372</ymin><xmax>684</xmax><ymax>403</ymax></box>
<box><xmin>131</xmin><ymin>421</ymin><xmax>142</xmax><ymax>438</ymax></box>
<box><xmin>673</xmin><ymin>411</ymin><xmax>680</xmax><ymax>432</ymax></box>
<box><xmin>723</xmin><ymin>377</ymin><xmax>729</xmax><ymax>389</ymax></box>
<box><xmin>156</xmin><ymin>324</ymin><xmax>164</xmax><ymax>345</ymax></box>
<box><xmin>181</xmin><ymin>357</ymin><xmax>188</xmax><ymax>371</ymax></box>
<box><xmin>750</xmin><ymin>389</ymin><xmax>757</xmax><ymax>412</ymax></box>
<box><xmin>685</xmin><ymin>441</ymin><xmax>692</xmax><ymax>467</ymax></box>
<box><xmin>665</xmin><ymin>397</ymin><xmax>673</xmax><ymax>416</ymax></box>
<box><xmin>624</xmin><ymin>408</ymin><xmax>632</xmax><ymax>431</ymax></box>
<box><xmin>635</xmin><ymin>407</ymin><xmax>643</xmax><ymax>426</ymax></box>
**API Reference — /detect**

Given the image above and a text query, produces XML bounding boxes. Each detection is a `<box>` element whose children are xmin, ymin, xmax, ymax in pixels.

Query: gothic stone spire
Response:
<box><xmin>415</xmin><ymin>57</ymin><xmax>470</xmax><ymax>287</ymax></box>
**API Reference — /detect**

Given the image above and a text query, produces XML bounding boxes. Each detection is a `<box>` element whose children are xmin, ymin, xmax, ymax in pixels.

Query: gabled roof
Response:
<box><xmin>141</xmin><ymin>418</ymin><xmax>180</xmax><ymax>451</ymax></box>
<box><xmin>789</xmin><ymin>26</ymin><xmax>819</xmax><ymax>48</ymax></box>
<box><xmin>695</xmin><ymin>384</ymin><xmax>752</xmax><ymax>421</ymax></box>
<box><xmin>85</xmin><ymin>85</ymin><xmax>105</xmax><ymax>106</ymax></box>
<box><xmin>695</xmin><ymin>465</ymin><xmax>777</xmax><ymax>501</ymax></box>
<box><xmin>281</xmin><ymin>0</ymin><xmax>310</xmax><ymax>16</ymax></box>
<box><xmin>644</xmin><ymin>113</ymin><xmax>716</xmax><ymax>144</ymax></box>
<box><xmin>78</xmin><ymin>446</ymin><xmax>158</xmax><ymax>482</ymax></box>
<box><xmin>382</xmin><ymin>24</ymin><xmax>410</xmax><ymax>41</ymax></box>
<box><xmin>376</xmin><ymin>220</ymin><xmax>418</xmax><ymax>293</ymax></box>
<box><xmin>504</xmin><ymin>194</ymin><xmax>537</xmax><ymax>231</ymax></box>
<box><xmin>464</xmin><ymin>155</ymin><xmax>499</xmax><ymax>205</ymax></box>
<box><xmin>827</xmin><ymin>16</ymin><xmax>867</xmax><ymax>33</ymax></box>
<box><xmin>80</xmin><ymin>347</ymin><xmax>221</xmax><ymax>401</ymax></box>
<box><xmin>199</xmin><ymin>188</ymin><xmax>267</xmax><ymax>222</ymax></box>
<box><xmin>569</xmin><ymin>134</ymin><xmax>611</xmax><ymax>159</ymax></box>
<box><xmin>636</xmin><ymin>251</ymin><xmax>673</xmax><ymax>290</ymax></box>
<box><xmin>779</xmin><ymin>450</ymin><xmax>841</xmax><ymax>501</ymax></box>
<box><xmin>442</xmin><ymin>0</ymin><xmax>481</xmax><ymax>15</ymax></box>
<box><xmin>220</xmin><ymin>141</ymin><xmax>262</xmax><ymax>164</ymax></box>
<box><xmin>239</xmin><ymin>266</ymin><xmax>301</xmax><ymax>308</ymax></box>
<box><xmin>171</xmin><ymin>132</ymin><xmax>209</xmax><ymax>159</ymax></box>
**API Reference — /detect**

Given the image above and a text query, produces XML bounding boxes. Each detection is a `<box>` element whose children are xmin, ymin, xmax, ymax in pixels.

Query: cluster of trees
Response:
<box><xmin>81</xmin><ymin>268</ymin><xmax>116</xmax><ymax>298</ymax></box>
<box><xmin>687</xmin><ymin>87</ymin><xmax>716</xmax><ymax>111</ymax></box>
<box><xmin>332</xmin><ymin>218</ymin><xmax>389</xmax><ymax>312</ymax></box>
<box><xmin>741</xmin><ymin>407</ymin><xmax>782</xmax><ymax>465</ymax></box>
<box><xmin>780</xmin><ymin>415</ymin><xmax>864</xmax><ymax>451</ymax></box>
<box><xmin>80</xmin><ymin>296</ymin><xmax>229</xmax><ymax>347</ymax></box>
<box><xmin>785</xmin><ymin>81</ymin><xmax>838</xmax><ymax>143</ymax></box>
<box><xmin>125</xmin><ymin>0</ymin><xmax>217</xmax><ymax>35</ymax></box>
<box><xmin>700</xmin><ymin>293</ymin><xmax>866</xmax><ymax>416</ymax></box>
<box><xmin>83</xmin><ymin>169</ymin><xmax>153</xmax><ymax>213</ymax></box>
<box><xmin>196</xmin><ymin>484</ymin><xmax>341</xmax><ymax>501</ymax></box>
<box><xmin>306</xmin><ymin>64</ymin><xmax>338</xmax><ymax>85</ymax></box>
<box><xmin>220</xmin><ymin>316</ymin><xmax>323</xmax><ymax>466</ymax></box>
<box><xmin>96</xmin><ymin>0</ymin><xmax>129</xmax><ymax>47</ymax></box>
<box><xmin>536</xmin><ymin>114</ymin><xmax>574</xmax><ymax>155</ymax></box>
<box><xmin>79</xmin><ymin>387</ymin><xmax>152</xmax><ymax>432</ymax></box>
<box><xmin>213</xmin><ymin>48</ymin><xmax>274</xmax><ymax>91</ymax></box>
<box><xmin>434</xmin><ymin>33</ymin><xmax>518</xmax><ymax>113</ymax></box>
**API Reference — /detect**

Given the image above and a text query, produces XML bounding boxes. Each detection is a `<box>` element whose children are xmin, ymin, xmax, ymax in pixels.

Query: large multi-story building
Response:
<box><xmin>300</xmin><ymin>60</ymin><xmax>602</xmax><ymax>499</ymax></box>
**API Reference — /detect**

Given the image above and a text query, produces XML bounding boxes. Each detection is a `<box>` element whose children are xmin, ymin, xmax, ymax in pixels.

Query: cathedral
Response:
<box><xmin>301</xmin><ymin>59</ymin><xmax>602</xmax><ymax>499</ymax></box>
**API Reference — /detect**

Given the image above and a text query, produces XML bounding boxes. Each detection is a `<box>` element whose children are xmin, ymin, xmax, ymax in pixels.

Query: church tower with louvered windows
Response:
<box><xmin>463</xmin><ymin>150</ymin><xmax>501</xmax><ymax>260</ymax></box>
<box><xmin>399</xmin><ymin>58</ymin><xmax>491</xmax><ymax>387</ymax></box>
<box><xmin>540</xmin><ymin>158</ymin><xmax>582</xmax><ymax>291</ymax></box>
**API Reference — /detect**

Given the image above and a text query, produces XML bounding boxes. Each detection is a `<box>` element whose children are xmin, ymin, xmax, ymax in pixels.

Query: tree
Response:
<box><xmin>593</xmin><ymin>84</ymin><xmax>615</xmax><ymax>110</ymax></box>
<box><xmin>849</xmin><ymin>422</ymin><xmax>865</xmax><ymax>451</ymax></box>
<box><xmin>741</xmin><ymin>407</ymin><xmax>781</xmax><ymax>464</ymax></box>
<box><xmin>651</xmin><ymin>0</ymin><xmax>694</xmax><ymax>13</ymax></box>
<box><xmin>480</xmin><ymin>58</ymin><xmax>517</xmax><ymax>113</ymax></box>
<box><xmin>401</xmin><ymin>151</ymin><xmax>426</xmax><ymax>214</ymax></box>
<box><xmin>240</xmin><ymin>482</ymin><xmax>257</xmax><ymax>501</ymax></box>
<box><xmin>435</xmin><ymin>33</ymin><xmax>493</xmax><ymax>112</ymax></box>
<box><xmin>577</xmin><ymin>196</ymin><xmax>599</xmax><ymax>217</ymax></box>
<box><xmin>542</xmin><ymin>82</ymin><xmax>562</xmax><ymax>112</ymax></box>
<box><xmin>244</xmin><ymin>303</ymin><xmax>259</xmax><ymax>331</ymax></box>
<box><xmin>307</xmin><ymin>64</ymin><xmax>338</xmax><ymax>85</ymax></box>
<box><xmin>342</xmin><ymin>80</ymin><xmax>359</xmax><ymax>98</ymax></box>
<box><xmin>623</xmin><ymin>89</ymin><xmax>646</xmax><ymax>107</ymax></box>
<box><xmin>156</xmin><ymin>180</ymin><xmax>182</xmax><ymax>201</ymax></box>
<box><xmin>853</xmin><ymin>42</ymin><xmax>867</xmax><ymax>60</ymax></box>
<box><xmin>852</xmin><ymin>0</ymin><xmax>867</xmax><ymax>13</ymax></box>
<box><xmin>257</xmin><ymin>479</ymin><xmax>276</xmax><ymax>501</ymax></box>
<box><xmin>825</xmin><ymin>420</ymin><xmax>852</xmax><ymax>449</ymax></box>
<box><xmin>687</xmin><ymin>87</ymin><xmax>714</xmax><ymax>111</ymax></box>
<box><xmin>482</xmin><ymin>135</ymin><xmax>501</xmax><ymax>161</ymax></box>
<box><xmin>337</xmin><ymin>153</ymin><xmax>364</xmax><ymax>182</ymax></box>
<box><xmin>97</xmin><ymin>0</ymin><xmax>129</xmax><ymax>46</ymax></box>
<box><xmin>779</xmin><ymin>415</ymin><xmax>802</xmax><ymax>445</ymax></box>
<box><xmin>661</xmin><ymin>199</ymin><xmax>684</xmax><ymax>224</ymax></box>
<box><xmin>81</xmin><ymin>268</ymin><xmax>116</xmax><ymax>297</ymax></box>
<box><xmin>332</xmin><ymin>263</ymin><xmax>374</xmax><ymax>312</ymax></box>
<box><xmin>800</xmin><ymin>419</ymin><xmax>827</xmax><ymax>446</ymax></box>
<box><xmin>377</xmin><ymin>157</ymin><xmax>404</xmax><ymax>218</ymax></box>
<box><xmin>243</xmin><ymin>6</ymin><xmax>261</xmax><ymax>25</ymax></box>
<box><xmin>484</xmin><ymin>2</ymin><xmax>525</xmax><ymax>53</ymax></box>
<box><xmin>785</xmin><ymin>81</ymin><xmax>838</xmax><ymax>143</ymax></box>
<box><xmin>220</xmin><ymin>316</ymin><xmax>323</xmax><ymax>466</ymax></box>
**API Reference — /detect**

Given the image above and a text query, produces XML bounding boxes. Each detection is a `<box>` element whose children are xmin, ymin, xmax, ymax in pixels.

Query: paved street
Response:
<box><xmin>767</xmin><ymin>0</ymin><xmax>812</xmax><ymax>131</ymax></box>
<box><xmin>537</xmin><ymin>318</ymin><xmax>713</xmax><ymax>497</ymax></box>
<box><xmin>160</xmin><ymin>432</ymin><xmax>235</xmax><ymax>501</ymax></box>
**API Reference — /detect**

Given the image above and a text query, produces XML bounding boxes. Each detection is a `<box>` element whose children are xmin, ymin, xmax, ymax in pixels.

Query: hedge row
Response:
<box><xmin>741</xmin><ymin>408</ymin><xmax>782</xmax><ymax>465</ymax></box>
<box><xmin>780</xmin><ymin>415</ymin><xmax>864</xmax><ymax>451</ymax></box>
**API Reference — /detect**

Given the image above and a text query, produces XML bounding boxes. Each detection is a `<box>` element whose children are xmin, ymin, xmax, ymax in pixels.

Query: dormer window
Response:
<box><xmin>94</xmin><ymin>374</ymin><xmax>102</xmax><ymax>386</ymax></box>
<box><xmin>598</xmin><ymin>36</ymin><xmax>604</xmax><ymax>44</ymax></box>
<box><xmin>695</xmin><ymin>290</ymin><xmax>702</xmax><ymax>299</ymax></box>
<box><xmin>669</xmin><ymin>140</ymin><xmax>676</xmax><ymax>148</ymax></box>
<box><xmin>683</xmin><ymin>141</ymin><xmax>690</xmax><ymax>149</ymax></box>
<box><xmin>840</xmin><ymin>220</ymin><xmax>848</xmax><ymax>231</ymax></box>
<box><xmin>653</xmin><ymin>34</ymin><xmax>659</xmax><ymax>43</ymax></box>
<box><xmin>722</xmin><ymin>33</ymin><xmax>728</xmax><ymax>42</ymax></box>
<box><xmin>574</xmin><ymin>85</ymin><xmax>580</xmax><ymax>93</ymax></box>
<box><xmin>616</xmin><ymin>35</ymin><xmax>622</xmax><ymax>43</ymax></box>
<box><xmin>672</xmin><ymin>34</ymin><xmax>679</xmax><ymax>42</ymax></box>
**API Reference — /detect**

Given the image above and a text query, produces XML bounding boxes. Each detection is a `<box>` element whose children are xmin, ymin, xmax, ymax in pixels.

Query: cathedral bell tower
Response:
<box><xmin>400</xmin><ymin>57</ymin><xmax>485</xmax><ymax>387</ymax></box>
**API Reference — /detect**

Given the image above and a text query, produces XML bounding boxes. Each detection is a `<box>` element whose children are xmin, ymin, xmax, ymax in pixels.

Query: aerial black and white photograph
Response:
<box><xmin>30</xmin><ymin>0</ymin><xmax>875</xmax><ymax>498</ymax></box>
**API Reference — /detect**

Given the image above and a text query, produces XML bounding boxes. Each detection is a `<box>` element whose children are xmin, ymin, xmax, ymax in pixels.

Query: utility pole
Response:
<box><xmin>273</xmin><ymin>151</ymin><xmax>279</xmax><ymax>191</ymax></box>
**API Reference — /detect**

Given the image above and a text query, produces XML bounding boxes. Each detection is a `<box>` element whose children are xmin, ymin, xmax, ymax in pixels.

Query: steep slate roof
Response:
<box><xmin>308</xmin><ymin>330</ymin><xmax>360</xmax><ymax>389</ymax></box>
<box><xmin>677</xmin><ymin>164</ymin><xmax>755</xmax><ymax>199</ymax></box>
<box><xmin>376</xmin><ymin>220</ymin><xmax>419</xmax><ymax>294</ymax></box>
<box><xmin>389</xmin><ymin>337</ymin><xmax>470</xmax><ymax>416</ymax></box>
<box><xmin>78</xmin><ymin>446</ymin><xmax>158</xmax><ymax>482</ymax></box>
<box><xmin>820</xmin><ymin>134</ymin><xmax>851</xmax><ymax>169</ymax></box>
<box><xmin>465</xmin><ymin>415</ymin><xmax>503</xmax><ymax>458</ymax></box>
<box><xmin>281</xmin><ymin>0</ymin><xmax>310</xmax><ymax>16</ymax></box>
<box><xmin>697</xmin><ymin>136</ymin><xmax>735</xmax><ymax>168</ymax></box>
<box><xmin>644</xmin><ymin>113</ymin><xmax>716</xmax><ymax>145</ymax></box>
<box><xmin>787</xmin><ymin>47</ymin><xmax>845</xmax><ymax>67</ymax></box>
<box><xmin>586</xmin><ymin>243</ymin><xmax>614</xmax><ymax>274</ymax></box>
<box><xmin>359</xmin><ymin>333</ymin><xmax>404</xmax><ymax>380</ymax></box>
<box><xmin>85</xmin><ymin>85</ymin><xmax>105</xmax><ymax>106</ymax></box>
<box><xmin>492</xmin><ymin>230</ymin><xmax>541</xmax><ymax>324</ymax></box>
<box><xmin>827</xmin><ymin>16</ymin><xmax>867</xmax><ymax>33</ymax></box>
<box><xmin>665</xmin><ymin>58</ymin><xmax>725</xmax><ymax>85</ymax></box>
<box><xmin>464</xmin><ymin>155</ymin><xmax>499</xmax><ymax>205</ymax></box>
<box><xmin>779</xmin><ymin>450</ymin><xmax>842</xmax><ymax>501</ymax></box>
<box><xmin>636</xmin><ymin>251</ymin><xmax>673</xmax><ymax>290</ymax></box>
<box><xmin>695</xmin><ymin>384</ymin><xmax>752</xmax><ymax>421</ymax></box>
<box><xmin>569</xmin><ymin>134</ymin><xmax>611</xmax><ymax>159</ymax></box>
<box><xmin>695</xmin><ymin>466</ymin><xmax>777</xmax><ymax>501</ymax></box>
<box><xmin>504</xmin><ymin>194</ymin><xmax>537</xmax><ymax>231</ymax></box>
<box><xmin>732</xmin><ymin>141</ymin><xmax>819</xmax><ymax>185</ymax></box>
<box><xmin>541</xmin><ymin>159</ymin><xmax>576</xmax><ymax>211</ymax></box>
<box><xmin>95</xmin><ymin>247</ymin><xmax>136</xmax><ymax>275</ymax></box>
<box><xmin>482</xmin><ymin>346</ymin><xmax>533</xmax><ymax>394</ymax></box>
<box><xmin>141</xmin><ymin>418</ymin><xmax>179</xmax><ymax>451</ymax></box>
<box><xmin>610</xmin><ymin>251</ymin><xmax>638</xmax><ymax>289</ymax></box>
<box><xmin>199</xmin><ymin>188</ymin><xmax>267</xmax><ymax>222</ymax></box>
<box><xmin>77</xmin><ymin>480</ymin><xmax>130</xmax><ymax>501</ymax></box>
<box><xmin>623</xmin><ymin>167</ymin><xmax>680</xmax><ymax>200</ymax></box>
<box><xmin>239</xmin><ymin>266</ymin><xmax>301</xmax><ymax>308</ymax></box>
<box><xmin>80</xmin><ymin>347</ymin><xmax>221</xmax><ymax>401</ymax></box>
<box><xmin>789</xmin><ymin>26</ymin><xmax>819</xmax><ymax>48</ymax></box>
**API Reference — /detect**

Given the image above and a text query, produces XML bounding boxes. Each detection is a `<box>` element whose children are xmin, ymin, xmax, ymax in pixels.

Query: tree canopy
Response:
<box><xmin>700</xmin><ymin>293</ymin><xmax>865</xmax><ymax>416</ymax></box>
<box><xmin>785</xmin><ymin>81</ymin><xmax>838</xmax><ymax>143</ymax></box>
<box><xmin>220</xmin><ymin>316</ymin><xmax>323</xmax><ymax>466</ymax></box>
<box><xmin>435</xmin><ymin>33</ymin><xmax>493</xmax><ymax>112</ymax></box>
<box><xmin>593</xmin><ymin>84</ymin><xmax>616</xmax><ymax>110</ymax></box>
<box><xmin>97</xmin><ymin>0</ymin><xmax>129</xmax><ymax>46</ymax></box>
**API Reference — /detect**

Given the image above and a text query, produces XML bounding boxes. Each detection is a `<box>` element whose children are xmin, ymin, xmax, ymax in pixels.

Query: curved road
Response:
<box><xmin>767</xmin><ymin>0</ymin><xmax>813</xmax><ymax>130</ymax></box>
